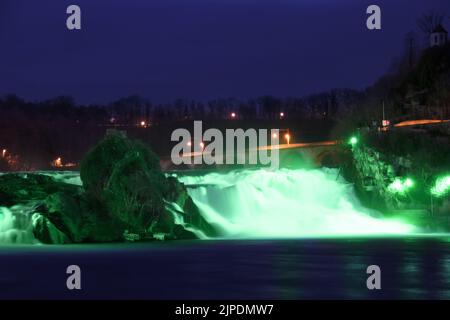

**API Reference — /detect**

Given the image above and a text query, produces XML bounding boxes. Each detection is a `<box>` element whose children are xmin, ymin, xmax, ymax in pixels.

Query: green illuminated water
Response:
<box><xmin>0</xmin><ymin>168</ymin><xmax>416</xmax><ymax>244</ymax></box>
<box><xmin>176</xmin><ymin>168</ymin><xmax>415</xmax><ymax>238</ymax></box>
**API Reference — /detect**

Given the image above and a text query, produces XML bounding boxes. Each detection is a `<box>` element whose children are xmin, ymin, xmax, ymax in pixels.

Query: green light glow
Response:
<box><xmin>0</xmin><ymin>170</ymin><xmax>417</xmax><ymax>244</ymax></box>
<box><xmin>431</xmin><ymin>176</ymin><xmax>450</xmax><ymax>197</ymax></box>
<box><xmin>178</xmin><ymin>168</ymin><xmax>415</xmax><ymax>237</ymax></box>
<box><xmin>388</xmin><ymin>177</ymin><xmax>414</xmax><ymax>194</ymax></box>
<box><xmin>349</xmin><ymin>136</ymin><xmax>358</xmax><ymax>146</ymax></box>
<box><xmin>404</xmin><ymin>178</ymin><xmax>414</xmax><ymax>188</ymax></box>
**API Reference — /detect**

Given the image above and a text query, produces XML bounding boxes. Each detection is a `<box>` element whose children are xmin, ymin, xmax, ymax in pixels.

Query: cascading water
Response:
<box><xmin>0</xmin><ymin>171</ymin><xmax>82</xmax><ymax>245</ymax></box>
<box><xmin>0</xmin><ymin>169</ymin><xmax>415</xmax><ymax>244</ymax></box>
<box><xmin>177</xmin><ymin>168</ymin><xmax>415</xmax><ymax>238</ymax></box>
<box><xmin>0</xmin><ymin>205</ymin><xmax>39</xmax><ymax>244</ymax></box>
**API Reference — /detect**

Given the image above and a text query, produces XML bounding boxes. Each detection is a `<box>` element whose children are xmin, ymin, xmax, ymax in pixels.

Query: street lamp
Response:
<box><xmin>284</xmin><ymin>133</ymin><xmax>291</xmax><ymax>145</ymax></box>
<box><xmin>52</xmin><ymin>157</ymin><xmax>63</xmax><ymax>168</ymax></box>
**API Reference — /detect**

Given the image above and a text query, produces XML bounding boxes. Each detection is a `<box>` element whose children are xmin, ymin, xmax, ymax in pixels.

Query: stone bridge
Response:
<box><xmin>160</xmin><ymin>140</ymin><xmax>345</xmax><ymax>171</ymax></box>
<box><xmin>271</xmin><ymin>141</ymin><xmax>344</xmax><ymax>168</ymax></box>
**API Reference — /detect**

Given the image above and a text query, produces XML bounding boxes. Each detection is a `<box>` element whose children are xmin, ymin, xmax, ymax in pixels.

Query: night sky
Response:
<box><xmin>0</xmin><ymin>0</ymin><xmax>449</xmax><ymax>105</ymax></box>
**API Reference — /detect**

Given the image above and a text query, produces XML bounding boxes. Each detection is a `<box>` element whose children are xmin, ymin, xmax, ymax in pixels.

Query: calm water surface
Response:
<box><xmin>1</xmin><ymin>236</ymin><xmax>450</xmax><ymax>299</ymax></box>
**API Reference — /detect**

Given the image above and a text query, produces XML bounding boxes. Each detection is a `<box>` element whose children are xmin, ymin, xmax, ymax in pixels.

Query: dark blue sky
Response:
<box><xmin>0</xmin><ymin>0</ymin><xmax>449</xmax><ymax>104</ymax></box>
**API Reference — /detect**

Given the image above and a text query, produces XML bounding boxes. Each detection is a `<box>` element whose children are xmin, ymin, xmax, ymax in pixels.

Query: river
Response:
<box><xmin>0</xmin><ymin>168</ymin><xmax>448</xmax><ymax>299</ymax></box>
<box><xmin>1</xmin><ymin>237</ymin><xmax>450</xmax><ymax>299</ymax></box>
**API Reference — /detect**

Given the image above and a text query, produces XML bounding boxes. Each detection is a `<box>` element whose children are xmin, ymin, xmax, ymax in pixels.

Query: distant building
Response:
<box><xmin>430</xmin><ymin>24</ymin><xmax>448</xmax><ymax>47</ymax></box>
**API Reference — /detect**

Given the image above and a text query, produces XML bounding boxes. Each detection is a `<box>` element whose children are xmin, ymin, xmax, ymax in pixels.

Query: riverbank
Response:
<box><xmin>344</xmin><ymin>127</ymin><xmax>450</xmax><ymax>231</ymax></box>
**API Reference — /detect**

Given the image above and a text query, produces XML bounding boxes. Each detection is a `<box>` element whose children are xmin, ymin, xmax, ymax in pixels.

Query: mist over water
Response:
<box><xmin>178</xmin><ymin>168</ymin><xmax>415</xmax><ymax>238</ymax></box>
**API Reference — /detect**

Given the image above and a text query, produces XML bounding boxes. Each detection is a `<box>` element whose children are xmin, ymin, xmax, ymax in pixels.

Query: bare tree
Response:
<box><xmin>417</xmin><ymin>12</ymin><xmax>444</xmax><ymax>34</ymax></box>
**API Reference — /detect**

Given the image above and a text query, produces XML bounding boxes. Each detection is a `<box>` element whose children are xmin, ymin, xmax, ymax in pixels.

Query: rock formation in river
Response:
<box><xmin>0</xmin><ymin>132</ymin><xmax>218</xmax><ymax>244</ymax></box>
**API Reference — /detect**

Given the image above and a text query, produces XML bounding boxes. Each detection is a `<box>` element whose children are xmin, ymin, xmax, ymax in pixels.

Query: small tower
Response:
<box><xmin>430</xmin><ymin>24</ymin><xmax>448</xmax><ymax>47</ymax></box>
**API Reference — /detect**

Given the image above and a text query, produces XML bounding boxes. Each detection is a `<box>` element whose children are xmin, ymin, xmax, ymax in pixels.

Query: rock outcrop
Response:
<box><xmin>0</xmin><ymin>132</ymin><xmax>218</xmax><ymax>244</ymax></box>
<box><xmin>347</xmin><ymin>142</ymin><xmax>450</xmax><ymax>230</ymax></box>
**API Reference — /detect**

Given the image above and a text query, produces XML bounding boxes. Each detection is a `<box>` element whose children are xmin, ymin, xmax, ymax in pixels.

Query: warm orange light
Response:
<box><xmin>53</xmin><ymin>157</ymin><xmax>62</xmax><ymax>168</ymax></box>
<box><xmin>199</xmin><ymin>142</ymin><xmax>205</xmax><ymax>149</ymax></box>
<box><xmin>257</xmin><ymin>140</ymin><xmax>338</xmax><ymax>151</ymax></box>
<box><xmin>280</xmin><ymin>112</ymin><xmax>284</xmax><ymax>118</ymax></box>
<box><xmin>272</xmin><ymin>133</ymin><xmax>278</xmax><ymax>139</ymax></box>
<box><xmin>50</xmin><ymin>157</ymin><xmax>77</xmax><ymax>168</ymax></box>
<box><xmin>231</xmin><ymin>112</ymin><xmax>236</xmax><ymax>118</ymax></box>
<box><xmin>394</xmin><ymin>119</ymin><xmax>449</xmax><ymax>128</ymax></box>
<box><xmin>187</xmin><ymin>141</ymin><xmax>192</xmax><ymax>147</ymax></box>
<box><xmin>140</xmin><ymin>121</ymin><xmax>146</xmax><ymax>127</ymax></box>
<box><xmin>284</xmin><ymin>133</ymin><xmax>291</xmax><ymax>144</ymax></box>
<box><xmin>2</xmin><ymin>149</ymin><xmax>6</xmax><ymax>157</ymax></box>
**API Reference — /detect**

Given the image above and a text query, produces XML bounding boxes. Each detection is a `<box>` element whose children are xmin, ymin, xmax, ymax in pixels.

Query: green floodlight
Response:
<box><xmin>349</xmin><ymin>136</ymin><xmax>358</xmax><ymax>146</ymax></box>
<box><xmin>388</xmin><ymin>178</ymin><xmax>404</xmax><ymax>193</ymax></box>
<box><xmin>388</xmin><ymin>177</ymin><xmax>414</xmax><ymax>195</ymax></box>
<box><xmin>404</xmin><ymin>178</ymin><xmax>414</xmax><ymax>188</ymax></box>
<box><xmin>431</xmin><ymin>175</ymin><xmax>450</xmax><ymax>198</ymax></box>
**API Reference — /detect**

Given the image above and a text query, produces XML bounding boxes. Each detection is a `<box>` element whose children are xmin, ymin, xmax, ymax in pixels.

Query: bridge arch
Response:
<box><xmin>314</xmin><ymin>149</ymin><xmax>344</xmax><ymax>168</ymax></box>
<box><xmin>278</xmin><ymin>143</ymin><xmax>345</xmax><ymax>168</ymax></box>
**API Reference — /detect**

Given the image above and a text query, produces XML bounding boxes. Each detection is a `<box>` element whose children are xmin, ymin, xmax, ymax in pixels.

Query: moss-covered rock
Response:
<box><xmin>32</xmin><ymin>214</ymin><xmax>70</xmax><ymax>244</ymax></box>
<box><xmin>1</xmin><ymin>133</ymin><xmax>218</xmax><ymax>244</ymax></box>
<box><xmin>79</xmin><ymin>132</ymin><xmax>169</xmax><ymax>237</ymax></box>
<box><xmin>164</xmin><ymin>176</ymin><xmax>219</xmax><ymax>237</ymax></box>
<box><xmin>78</xmin><ymin>131</ymin><xmax>218</xmax><ymax>241</ymax></box>
<box><xmin>42</xmin><ymin>192</ymin><xmax>124</xmax><ymax>242</ymax></box>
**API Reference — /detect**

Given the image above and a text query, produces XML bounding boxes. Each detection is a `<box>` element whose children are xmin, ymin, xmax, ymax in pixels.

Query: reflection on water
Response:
<box><xmin>343</xmin><ymin>253</ymin><xmax>370</xmax><ymax>299</ymax></box>
<box><xmin>401</xmin><ymin>252</ymin><xmax>423</xmax><ymax>299</ymax></box>
<box><xmin>0</xmin><ymin>237</ymin><xmax>450</xmax><ymax>299</ymax></box>
<box><xmin>1</xmin><ymin>237</ymin><xmax>450</xmax><ymax>299</ymax></box>
<box><xmin>439</xmin><ymin>255</ymin><xmax>450</xmax><ymax>299</ymax></box>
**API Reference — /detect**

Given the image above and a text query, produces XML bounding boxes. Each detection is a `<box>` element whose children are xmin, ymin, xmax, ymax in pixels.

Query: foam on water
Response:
<box><xmin>0</xmin><ymin>169</ymin><xmax>415</xmax><ymax>244</ymax></box>
<box><xmin>177</xmin><ymin>168</ymin><xmax>415</xmax><ymax>238</ymax></box>
<box><xmin>0</xmin><ymin>206</ymin><xmax>38</xmax><ymax>244</ymax></box>
<box><xmin>40</xmin><ymin>171</ymin><xmax>82</xmax><ymax>186</ymax></box>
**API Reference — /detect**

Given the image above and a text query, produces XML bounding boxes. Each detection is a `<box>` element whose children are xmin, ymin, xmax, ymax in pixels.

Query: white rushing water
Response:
<box><xmin>0</xmin><ymin>169</ymin><xmax>415</xmax><ymax>244</ymax></box>
<box><xmin>0</xmin><ymin>205</ymin><xmax>38</xmax><ymax>244</ymax></box>
<box><xmin>177</xmin><ymin>168</ymin><xmax>415</xmax><ymax>238</ymax></box>
<box><xmin>0</xmin><ymin>171</ymin><xmax>81</xmax><ymax>244</ymax></box>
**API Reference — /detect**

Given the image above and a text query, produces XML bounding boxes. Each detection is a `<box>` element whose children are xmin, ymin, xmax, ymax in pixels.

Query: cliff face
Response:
<box><xmin>349</xmin><ymin>143</ymin><xmax>450</xmax><ymax>230</ymax></box>
<box><xmin>352</xmin><ymin>146</ymin><xmax>414</xmax><ymax>211</ymax></box>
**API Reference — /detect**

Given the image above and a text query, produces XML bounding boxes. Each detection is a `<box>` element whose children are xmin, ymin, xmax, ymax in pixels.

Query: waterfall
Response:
<box><xmin>0</xmin><ymin>205</ymin><xmax>38</xmax><ymax>244</ymax></box>
<box><xmin>165</xmin><ymin>201</ymin><xmax>208</xmax><ymax>239</ymax></box>
<box><xmin>0</xmin><ymin>169</ymin><xmax>415</xmax><ymax>244</ymax></box>
<box><xmin>177</xmin><ymin>168</ymin><xmax>415</xmax><ymax>238</ymax></box>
